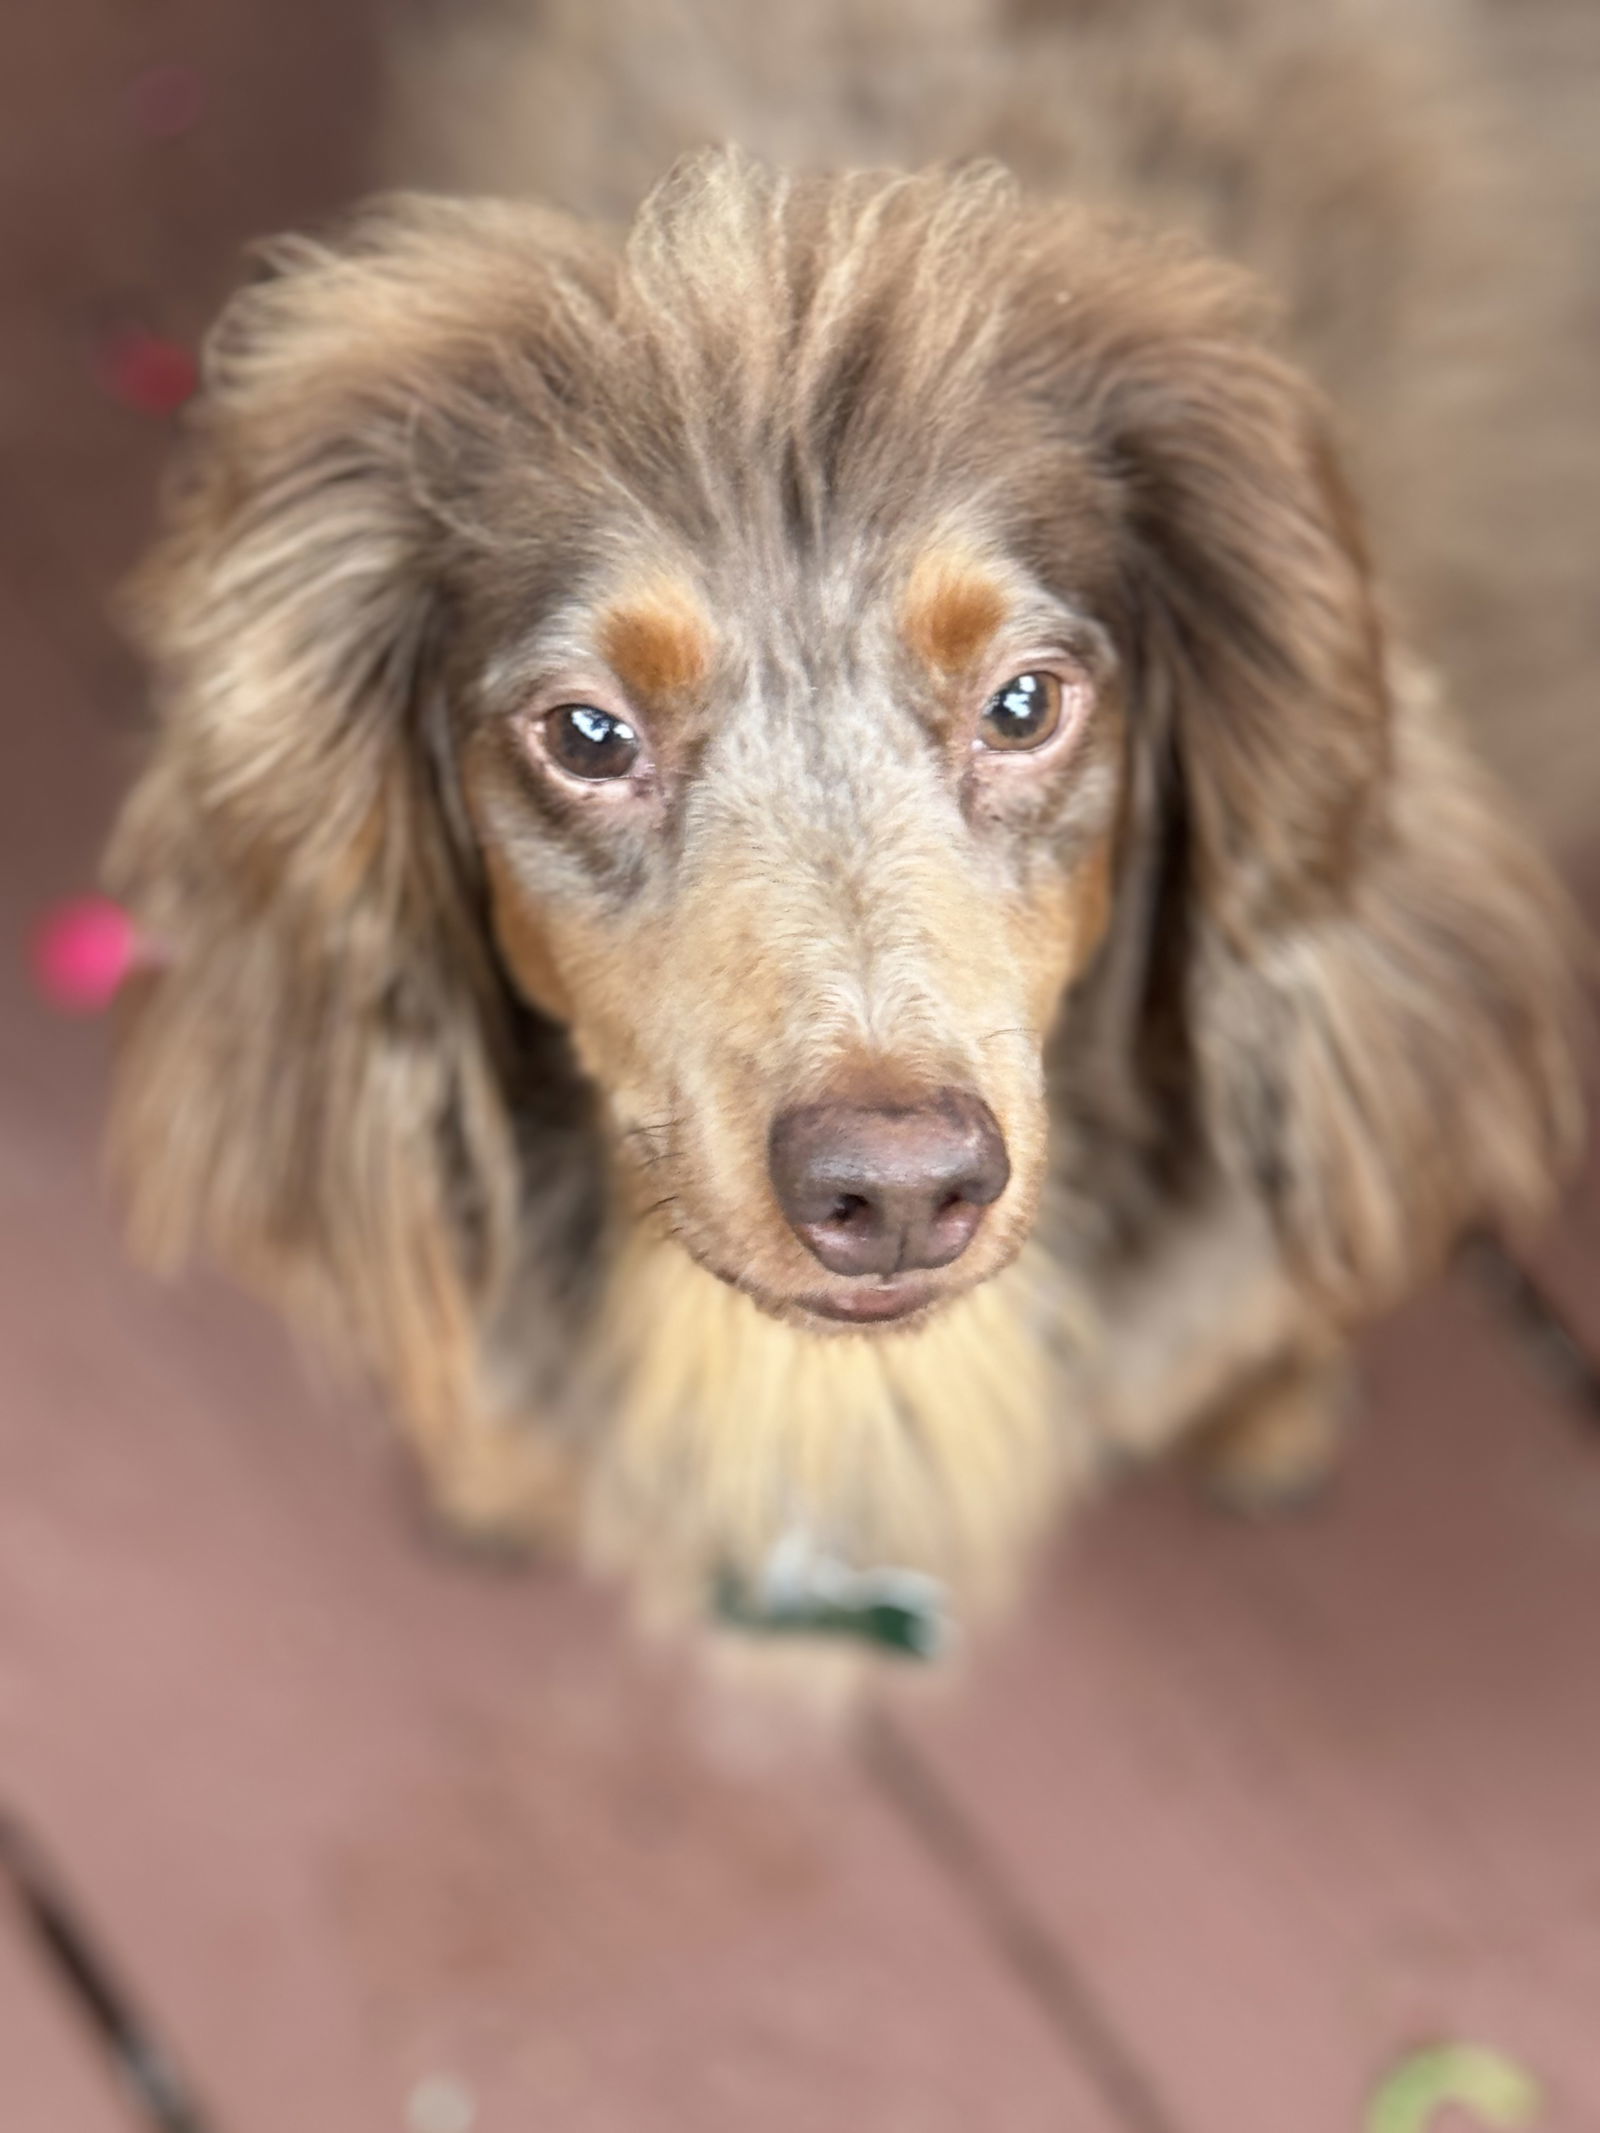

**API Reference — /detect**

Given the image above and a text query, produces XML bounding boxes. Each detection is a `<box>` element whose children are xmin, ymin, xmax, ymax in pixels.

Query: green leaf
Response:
<box><xmin>1366</xmin><ymin>2044</ymin><xmax>1543</xmax><ymax>2133</ymax></box>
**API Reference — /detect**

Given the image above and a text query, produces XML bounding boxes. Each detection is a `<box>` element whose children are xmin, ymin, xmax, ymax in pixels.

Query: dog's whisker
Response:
<box><xmin>622</xmin><ymin>1118</ymin><xmax>683</xmax><ymax>1147</ymax></box>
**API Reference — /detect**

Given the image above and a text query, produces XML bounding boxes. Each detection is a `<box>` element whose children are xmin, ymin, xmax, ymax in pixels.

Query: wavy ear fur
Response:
<box><xmin>106</xmin><ymin>201</ymin><xmax>603</xmax><ymax>1427</ymax></box>
<box><xmin>1097</xmin><ymin>286</ymin><xmax>1583</xmax><ymax>1308</ymax></box>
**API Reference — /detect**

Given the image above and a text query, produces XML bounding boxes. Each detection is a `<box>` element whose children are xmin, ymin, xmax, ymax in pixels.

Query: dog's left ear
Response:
<box><xmin>1093</xmin><ymin>295</ymin><xmax>1582</xmax><ymax>1309</ymax></box>
<box><xmin>104</xmin><ymin>200</ymin><xmax>605</xmax><ymax>1435</ymax></box>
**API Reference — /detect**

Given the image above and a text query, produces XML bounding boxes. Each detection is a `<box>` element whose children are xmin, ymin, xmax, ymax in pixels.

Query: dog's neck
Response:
<box><xmin>582</xmin><ymin>1230</ymin><xmax>1099</xmax><ymax>1630</ymax></box>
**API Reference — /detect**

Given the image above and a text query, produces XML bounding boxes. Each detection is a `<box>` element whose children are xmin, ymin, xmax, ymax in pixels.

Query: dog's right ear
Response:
<box><xmin>106</xmin><ymin>199</ymin><xmax>605</xmax><ymax>1432</ymax></box>
<box><xmin>1062</xmin><ymin>247</ymin><xmax>1584</xmax><ymax>1310</ymax></box>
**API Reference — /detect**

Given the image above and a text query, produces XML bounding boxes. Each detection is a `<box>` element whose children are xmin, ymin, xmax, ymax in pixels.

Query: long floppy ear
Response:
<box><xmin>105</xmin><ymin>201</ymin><xmax>600</xmax><ymax>1430</ymax></box>
<box><xmin>1104</xmin><ymin>305</ymin><xmax>1583</xmax><ymax>1310</ymax></box>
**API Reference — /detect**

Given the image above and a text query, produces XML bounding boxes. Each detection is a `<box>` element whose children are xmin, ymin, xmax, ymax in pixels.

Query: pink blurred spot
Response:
<box><xmin>130</xmin><ymin>62</ymin><xmax>206</xmax><ymax>140</ymax></box>
<box><xmin>30</xmin><ymin>898</ymin><xmax>140</xmax><ymax>1013</ymax></box>
<box><xmin>97</xmin><ymin>328</ymin><xmax>198</xmax><ymax>416</ymax></box>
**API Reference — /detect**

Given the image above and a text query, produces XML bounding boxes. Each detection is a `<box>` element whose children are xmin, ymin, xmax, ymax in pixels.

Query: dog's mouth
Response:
<box><xmin>688</xmin><ymin>1248</ymin><xmax>949</xmax><ymax>1331</ymax></box>
<box><xmin>797</xmin><ymin>1271</ymin><xmax>947</xmax><ymax>1322</ymax></box>
<box><xmin>794</xmin><ymin>1279</ymin><xmax>940</xmax><ymax>1326</ymax></box>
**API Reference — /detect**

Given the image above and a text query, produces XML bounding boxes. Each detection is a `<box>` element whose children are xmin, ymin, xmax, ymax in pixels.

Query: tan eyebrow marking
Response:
<box><xmin>598</xmin><ymin>583</ymin><xmax>715</xmax><ymax>704</ymax></box>
<box><xmin>901</xmin><ymin>550</ymin><xmax>1011</xmax><ymax>674</ymax></box>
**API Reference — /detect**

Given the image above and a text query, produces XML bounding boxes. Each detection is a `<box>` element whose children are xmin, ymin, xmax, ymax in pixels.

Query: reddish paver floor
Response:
<box><xmin>0</xmin><ymin>1882</ymin><xmax>128</xmax><ymax>2133</ymax></box>
<box><xmin>3</xmin><ymin>5</ymin><xmax>1598</xmax><ymax>2130</ymax></box>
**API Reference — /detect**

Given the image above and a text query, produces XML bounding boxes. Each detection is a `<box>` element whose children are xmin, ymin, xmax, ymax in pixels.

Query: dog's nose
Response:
<box><xmin>768</xmin><ymin>1090</ymin><xmax>1010</xmax><ymax>1278</ymax></box>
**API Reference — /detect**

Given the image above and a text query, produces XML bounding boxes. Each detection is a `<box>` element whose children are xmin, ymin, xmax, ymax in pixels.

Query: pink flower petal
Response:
<box><xmin>30</xmin><ymin>897</ymin><xmax>141</xmax><ymax>1012</ymax></box>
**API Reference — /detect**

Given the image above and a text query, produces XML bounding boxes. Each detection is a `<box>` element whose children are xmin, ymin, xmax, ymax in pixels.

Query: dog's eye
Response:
<box><xmin>978</xmin><ymin>672</ymin><xmax>1063</xmax><ymax>752</ymax></box>
<box><xmin>543</xmin><ymin>703</ymin><xmax>641</xmax><ymax>781</ymax></box>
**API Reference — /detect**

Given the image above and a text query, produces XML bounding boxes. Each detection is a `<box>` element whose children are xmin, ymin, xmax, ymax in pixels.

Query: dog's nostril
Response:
<box><xmin>768</xmin><ymin>1089</ymin><xmax>1010</xmax><ymax>1280</ymax></box>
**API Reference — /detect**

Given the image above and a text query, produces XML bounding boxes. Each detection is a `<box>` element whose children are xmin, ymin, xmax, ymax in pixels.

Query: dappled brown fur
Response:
<box><xmin>107</xmin><ymin>3</ymin><xmax>1585</xmax><ymax>1656</ymax></box>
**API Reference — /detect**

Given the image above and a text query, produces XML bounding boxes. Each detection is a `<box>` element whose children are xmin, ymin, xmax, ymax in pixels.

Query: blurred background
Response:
<box><xmin>1</xmin><ymin>3</ymin><xmax>1598</xmax><ymax>2130</ymax></box>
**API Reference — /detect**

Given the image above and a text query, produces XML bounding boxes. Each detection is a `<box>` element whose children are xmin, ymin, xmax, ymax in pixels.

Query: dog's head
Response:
<box><xmin>454</xmin><ymin>169</ymin><xmax>1145</xmax><ymax>1327</ymax></box>
<box><xmin>108</xmin><ymin>156</ymin><xmax>1578</xmax><ymax>1415</ymax></box>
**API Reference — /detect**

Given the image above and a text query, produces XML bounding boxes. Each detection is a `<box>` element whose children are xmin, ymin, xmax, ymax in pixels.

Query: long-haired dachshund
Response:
<box><xmin>105</xmin><ymin>0</ymin><xmax>1584</xmax><ymax>1658</ymax></box>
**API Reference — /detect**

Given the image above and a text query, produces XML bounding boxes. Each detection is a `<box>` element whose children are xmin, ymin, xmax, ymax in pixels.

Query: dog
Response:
<box><xmin>104</xmin><ymin>0</ymin><xmax>1585</xmax><ymax>1657</ymax></box>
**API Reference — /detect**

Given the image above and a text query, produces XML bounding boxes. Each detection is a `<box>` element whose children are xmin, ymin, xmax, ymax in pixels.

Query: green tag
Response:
<box><xmin>712</xmin><ymin>1531</ymin><xmax>950</xmax><ymax>1661</ymax></box>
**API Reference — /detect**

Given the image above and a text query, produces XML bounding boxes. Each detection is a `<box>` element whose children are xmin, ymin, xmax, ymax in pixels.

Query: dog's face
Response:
<box><xmin>107</xmin><ymin>158</ymin><xmax>1577</xmax><ymax>1429</ymax></box>
<box><xmin>463</xmin><ymin>525</ymin><xmax>1123</xmax><ymax>1328</ymax></box>
<box><xmin>405</xmin><ymin>173</ymin><xmax>1159</xmax><ymax>1333</ymax></box>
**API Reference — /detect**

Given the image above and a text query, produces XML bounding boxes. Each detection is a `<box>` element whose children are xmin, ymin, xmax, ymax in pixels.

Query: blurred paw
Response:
<box><xmin>410</xmin><ymin>1424</ymin><xmax>583</xmax><ymax>1568</ymax></box>
<box><xmin>1192</xmin><ymin>1359</ymin><xmax>1357</xmax><ymax>1517</ymax></box>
